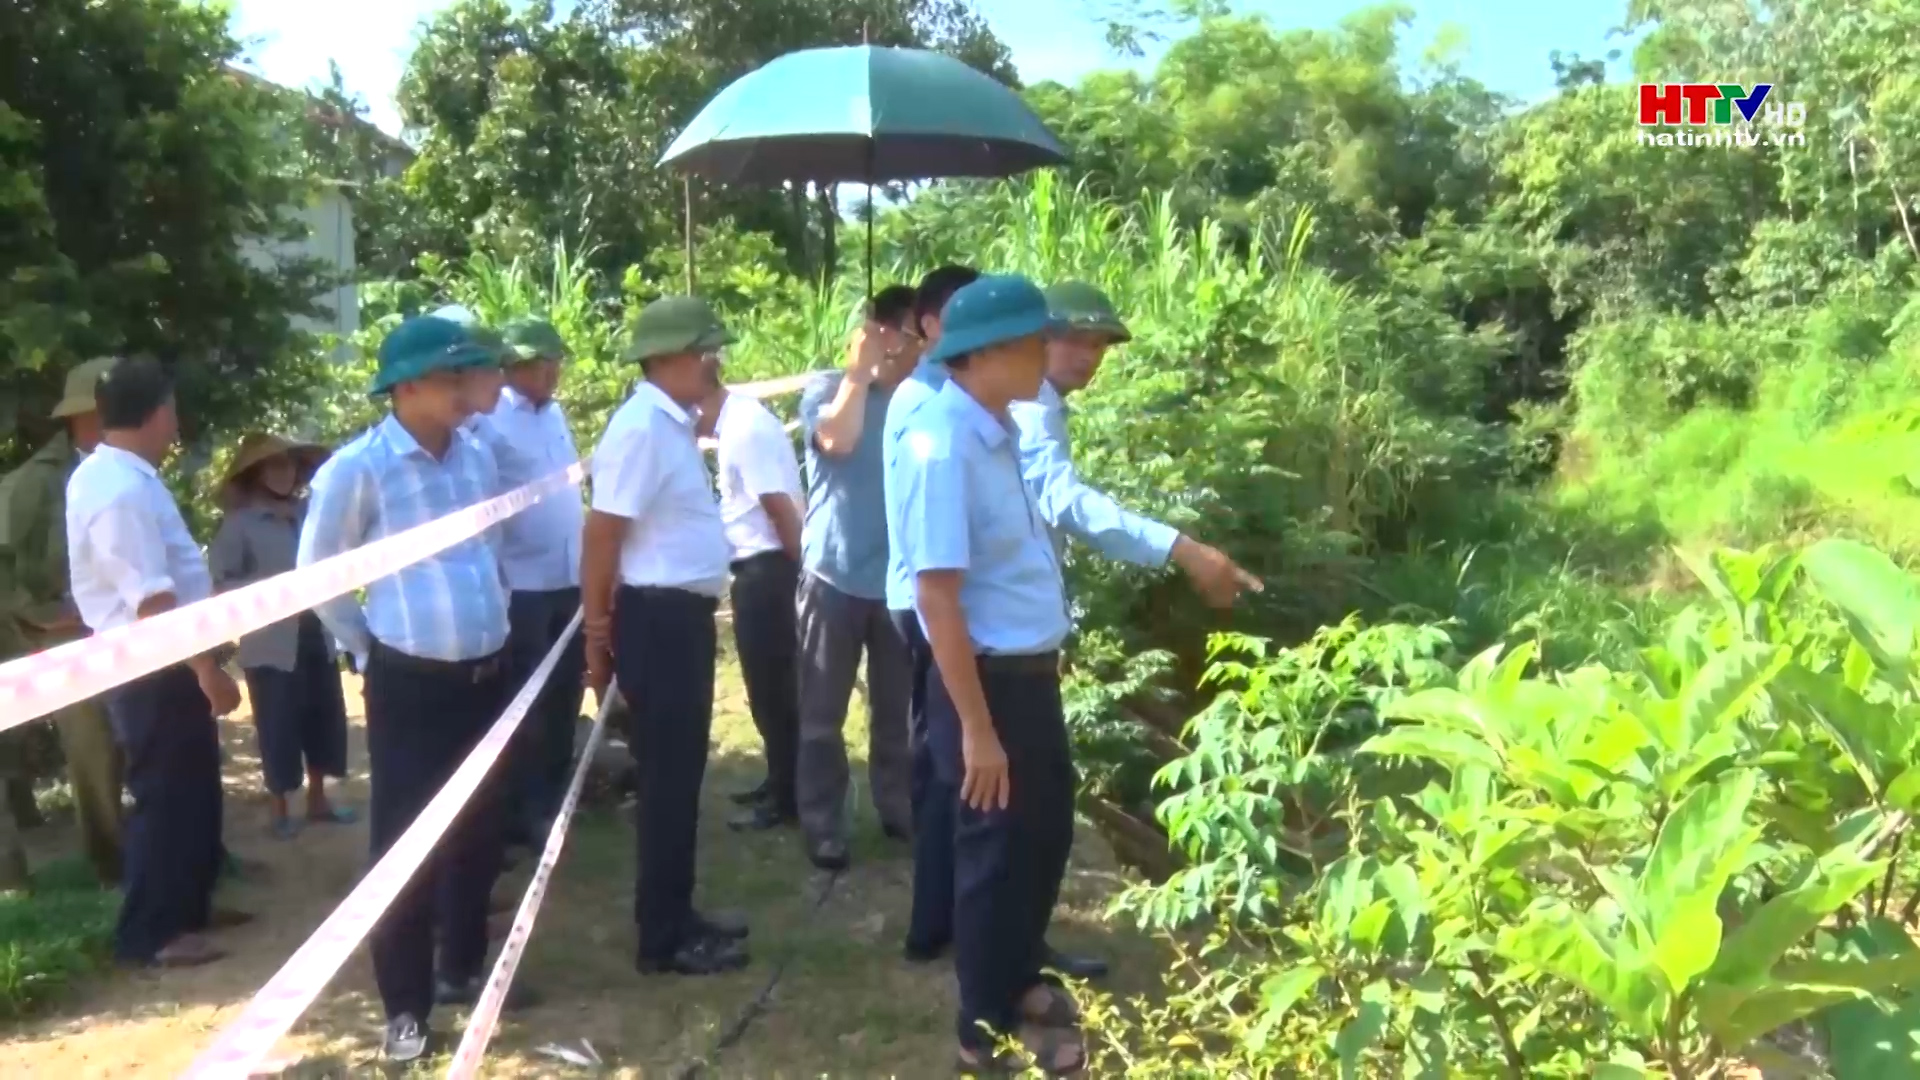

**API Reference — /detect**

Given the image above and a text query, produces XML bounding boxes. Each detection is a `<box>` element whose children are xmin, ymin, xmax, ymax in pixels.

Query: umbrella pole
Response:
<box><xmin>683</xmin><ymin>175</ymin><xmax>696</xmax><ymax>293</ymax></box>
<box><xmin>865</xmin><ymin>182</ymin><xmax>874</xmax><ymax>300</ymax></box>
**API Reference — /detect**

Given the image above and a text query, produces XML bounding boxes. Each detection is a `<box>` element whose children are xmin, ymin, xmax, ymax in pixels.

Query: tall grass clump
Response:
<box><xmin>1563</xmin><ymin>287</ymin><xmax>1920</xmax><ymax>556</ymax></box>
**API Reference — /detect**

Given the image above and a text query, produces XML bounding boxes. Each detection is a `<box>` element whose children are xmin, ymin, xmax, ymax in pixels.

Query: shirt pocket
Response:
<box><xmin>969</xmin><ymin>461</ymin><xmax>1038</xmax><ymax>568</ymax></box>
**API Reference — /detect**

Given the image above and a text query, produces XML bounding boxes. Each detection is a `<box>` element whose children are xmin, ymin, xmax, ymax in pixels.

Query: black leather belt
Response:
<box><xmin>370</xmin><ymin>641</ymin><xmax>505</xmax><ymax>684</ymax></box>
<box><xmin>977</xmin><ymin>651</ymin><xmax>1061</xmax><ymax>676</ymax></box>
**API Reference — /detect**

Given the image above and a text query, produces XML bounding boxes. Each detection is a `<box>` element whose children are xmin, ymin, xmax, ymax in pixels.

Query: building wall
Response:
<box><xmin>240</xmin><ymin>185</ymin><xmax>359</xmax><ymax>358</ymax></box>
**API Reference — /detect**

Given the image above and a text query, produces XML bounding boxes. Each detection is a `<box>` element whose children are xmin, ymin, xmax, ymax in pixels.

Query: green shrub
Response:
<box><xmin>0</xmin><ymin>859</ymin><xmax>116</xmax><ymax>1020</ymax></box>
<box><xmin>1091</xmin><ymin>537</ymin><xmax>1920</xmax><ymax>1076</ymax></box>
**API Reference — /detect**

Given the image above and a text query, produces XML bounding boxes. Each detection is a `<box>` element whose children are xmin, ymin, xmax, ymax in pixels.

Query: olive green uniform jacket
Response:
<box><xmin>0</xmin><ymin>432</ymin><xmax>125</xmax><ymax>886</ymax></box>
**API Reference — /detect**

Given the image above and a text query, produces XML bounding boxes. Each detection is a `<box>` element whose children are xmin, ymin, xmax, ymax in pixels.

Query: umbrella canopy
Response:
<box><xmin>660</xmin><ymin>45</ymin><xmax>1068</xmax><ymax>185</ymax></box>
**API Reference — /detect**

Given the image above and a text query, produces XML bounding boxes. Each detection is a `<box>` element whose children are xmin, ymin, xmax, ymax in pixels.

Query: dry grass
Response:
<box><xmin>0</xmin><ymin>639</ymin><xmax>1158</xmax><ymax>1078</ymax></box>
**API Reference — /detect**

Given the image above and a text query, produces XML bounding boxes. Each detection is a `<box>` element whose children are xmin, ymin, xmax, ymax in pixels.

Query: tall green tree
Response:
<box><xmin>0</xmin><ymin>0</ymin><xmax>332</xmax><ymax>456</ymax></box>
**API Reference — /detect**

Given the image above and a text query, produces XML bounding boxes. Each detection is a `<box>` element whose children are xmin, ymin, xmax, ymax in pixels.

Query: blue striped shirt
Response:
<box><xmin>298</xmin><ymin>414</ymin><xmax>510</xmax><ymax>666</ymax></box>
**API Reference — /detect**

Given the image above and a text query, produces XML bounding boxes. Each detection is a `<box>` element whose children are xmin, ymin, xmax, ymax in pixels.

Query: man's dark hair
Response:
<box><xmin>866</xmin><ymin>284</ymin><xmax>917</xmax><ymax>330</ymax></box>
<box><xmin>914</xmin><ymin>265</ymin><xmax>979</xmax><ymax>335</ymax></box>
<box><xmin>95</xmin><ymin>357</ymin><xmax>173</xmax><ymax>431</ymax></box>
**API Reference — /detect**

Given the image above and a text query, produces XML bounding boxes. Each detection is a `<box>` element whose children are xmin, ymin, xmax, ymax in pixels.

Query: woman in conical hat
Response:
<box><xmin>206</xmin><ymin>433</ymin><xmax>354</xmax><ymax>839</ymax></box>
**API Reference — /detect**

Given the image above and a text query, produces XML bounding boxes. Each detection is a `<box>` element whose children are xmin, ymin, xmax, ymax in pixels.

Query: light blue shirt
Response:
<box><xmin>798</xmin><ymin>372</ymin><xmax>892</xmax><ymax>599</ymax></box>
<box><xmin>298</xmin><ymin>413</ymin><xmax>511</xmax><ymax>666</ymax></box>
<box><xmin>887</xmin><ymin>379</ymin><xmax>1070</xmax><ymax>655</ymax></box>
<box><xmin>882</xmin><ymin>357</ymin><xmax>951</xmax><ymax>611</ymax></box>
<box><xmin>471</xmin><ymin>388</ymin><xmax>584</xmax><ymax>592</ymax></box>
<box><xmin>1010</xmin><ymin>380</ymin><xmax>1179</xmax><ymax>568</ymax></box>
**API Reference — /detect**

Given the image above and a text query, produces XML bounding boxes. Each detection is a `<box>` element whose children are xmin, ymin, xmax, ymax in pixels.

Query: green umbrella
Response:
<box><xmin>660</xmin><ymin>45</ymin><xmax>1068</xmax><ymax>185</ymax></box>
<box><xmin>659</xmin><ymin>45</ymin><xmax>1069</xmax><ymax>293</ymax></box>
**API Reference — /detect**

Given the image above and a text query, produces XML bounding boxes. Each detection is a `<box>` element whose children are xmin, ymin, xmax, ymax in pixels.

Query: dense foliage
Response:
<box><xmin>0</xmin><ymin>0</ymin><xmax>335</xmax><ymax>454</ymax></box>
<box><xmin>13</xmin><ymin>0</ymin><xmax>1920</xmax><ymax>1068</ymax></box>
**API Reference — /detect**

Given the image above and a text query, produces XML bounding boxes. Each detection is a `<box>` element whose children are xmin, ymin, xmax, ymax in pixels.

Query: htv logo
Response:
<box><xmin>1638</xmin><ymin>83</ymin><xmax>1804</xmax><ymax>126</ymax></box>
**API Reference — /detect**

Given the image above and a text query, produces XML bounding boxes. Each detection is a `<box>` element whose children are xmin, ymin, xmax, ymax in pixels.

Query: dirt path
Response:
<box><xmin>0</xmin><ymin>652</ymin><xmax>1159</xmax><ymax>1077</ymax></box>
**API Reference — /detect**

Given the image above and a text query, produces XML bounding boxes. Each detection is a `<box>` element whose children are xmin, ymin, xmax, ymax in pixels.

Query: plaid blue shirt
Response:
<box><xmin>298</xmin><ymin>414</ymin><xmax>510</xmax><ymax>666</ymax></box>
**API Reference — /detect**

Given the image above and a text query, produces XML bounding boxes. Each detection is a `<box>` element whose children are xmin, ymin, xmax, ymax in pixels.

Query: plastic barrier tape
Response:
<box><xmin>0</xmin><ymin>368</ymin><xmax>826</xmax><ymax>735</ymax></box>
<box><xmin>445</xmin><ymin>669</ymin><xmax>614</xmax><ymax>1079</ymax></box>
<box><xmin>0</xmin><ymin>462</ymin><xmax>585</xmax><ymax>735</ymax></box>
<box><xmin>181</xmin><ymin>607</ymin><xmax>584</xmax><ymax>1080</ymax></box>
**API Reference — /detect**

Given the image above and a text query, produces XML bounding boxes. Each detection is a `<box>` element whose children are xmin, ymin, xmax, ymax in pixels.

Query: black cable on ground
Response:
<box><xmin>670</xmin><ymin>865</ymin><xmax>847</xmax><ymax>1080</ymax></box>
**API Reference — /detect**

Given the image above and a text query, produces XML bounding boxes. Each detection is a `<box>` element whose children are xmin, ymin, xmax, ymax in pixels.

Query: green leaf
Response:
<box><xmin>1778</xmin><ymin>664</ymin><xmax>1904</xmax><ymax>795</ymax></box>
<box><xmin>1802</xmin><ymin>538</ymin><xmax>1920</xmax><ymax>674</ymax></box>
<box><xmin>1360</xmin><ymin>726</ymin><xmax>1504</xmax><ymax>774</ymax></box>
<box><xmin>1677</xmin><ymin>642</ymin><xmax>1789</xmax><ymax>748</ymax></box>
<box><xmin>1376</xmin><ymin>861</ymin><xmax>1426</xmax><ymax>940</ymax></box>
<box><xmin>1498</xmin><ymin>906</ymin><xmax>1666</xmax><ymax>1036</ymax></box>
<box><xmin>1651</xmin><ymin>893</ymin><xmax>1723</xmax><ymax>994</ymax></box>
<box><xmin>1638</xmin><ymin>770</ymin><xmax>1761</xmax><ymax>946</ymax></box>
<box><xmin>1700</xmin><ymin>982</ymin><xmax>1874</xmax><ymax>1050</ymax></box>
<box><xmin>1333</xmin><ymin>996</ymin><xmax>1389</xmax><ymax>1080</ymax></box>
<box><xmin>1258</xmin><ymin>963</ymin><xmax>1325</xmax><ymax>1024</ymax></box>
<box><xmin>1709</xmin><ymin>853</ymin><xmax>1883</xmax><ymax>989</ymax></box>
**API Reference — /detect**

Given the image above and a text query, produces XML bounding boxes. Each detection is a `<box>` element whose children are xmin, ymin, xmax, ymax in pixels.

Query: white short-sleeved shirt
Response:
<box><xmin>590</xmin><ymin>381</ymin><xmax>730</xmax><ymax>596</ymax></box>
<box><xmin>66</xmin><ymin>444</ymin><xmax>213</xmax><ymax>633</ymax></box>
<box><xmin>714</xmin><ymin>393</ymin><xmax>804</xmax><ymax>561</ymax></box>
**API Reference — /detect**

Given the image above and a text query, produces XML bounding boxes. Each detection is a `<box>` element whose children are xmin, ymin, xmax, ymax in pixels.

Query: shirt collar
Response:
<box><xmin>636</xmin><ymin>380</ymin><xmax>694</xmax><ymax>429</ymax></box>
<box><xmin>937</xmin><ymin>379</ymin><xmax>1012</xmax><ymax>449</ymax></box>
<box><xmin>1037</xmin><ymin>379</ymin><xmax>1066</xmax><ymax>412</ymax></box>
<box><xmin>377</xmin><ymin>413</ymin><xmax>450</xmax><ymax>462</ymax></box>
<box><xmin>501</xmin><ymin>385</ymin><xmax>547</xmax><ymax>413</ymax></box>
<box><xmin>96</xmin><ymin>443</ymin><xmax>159</xmax><ymax>479</ymax></box>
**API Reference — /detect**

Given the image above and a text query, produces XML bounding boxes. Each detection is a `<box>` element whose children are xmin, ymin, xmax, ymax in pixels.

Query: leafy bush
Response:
<box><xmin>1092</xmin><ymin>536</ymin><xmax>1920</xmax><ymax>1077</ymax></box>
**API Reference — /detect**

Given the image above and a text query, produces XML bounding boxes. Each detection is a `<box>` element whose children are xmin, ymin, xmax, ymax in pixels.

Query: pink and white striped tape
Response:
<box><xmin>444</xmin><ymin>672</ymin><xmax>618</xmax><ymax>1079</ymax></box>
<box><xmin>0</xmin><ymin>368</ymin><xmax>825</xmax><ymax>735</ymax></box>
<box><xmin>0</xmin><ymin>462</ymin><xmax>585</xmax><ymax>735</ymax></box>
<box><xmin>181</xmin><ymin>608</ymin><xmax>585</xmax><ymax>1079</ymax></box>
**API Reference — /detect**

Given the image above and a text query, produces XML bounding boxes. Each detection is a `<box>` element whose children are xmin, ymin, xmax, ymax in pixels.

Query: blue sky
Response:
<box><xmin>225</xmin><ymin>0</ymin><xmax>1636</xmax><ymax>136</ymax></box>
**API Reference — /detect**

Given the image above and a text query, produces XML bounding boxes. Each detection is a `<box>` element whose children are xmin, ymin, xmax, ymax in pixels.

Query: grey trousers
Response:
<box><xmin>796</xmin><ymin>572</ymin><xmax>913</xmax><ymax>846</ymax></box>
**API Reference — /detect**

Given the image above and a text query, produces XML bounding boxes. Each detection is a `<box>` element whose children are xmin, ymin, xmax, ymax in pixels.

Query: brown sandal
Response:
<box><xmin>1020</xmin><ymin>983</ymin><xmax>1081</xmax><ymax>1027</ymax></box>
<box><xmin>1018</xmin><ymin>1024</ymin><xmax>1087</xmax><ymax>1076</ymax></box>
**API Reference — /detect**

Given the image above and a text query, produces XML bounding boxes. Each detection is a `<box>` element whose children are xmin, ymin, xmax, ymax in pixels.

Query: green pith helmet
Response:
<box><xmin>369</xmin><ymin>316</ymin><xmax>496</xmax><ymax>396</ymax></box>
<box><xmin>50</xmin><ymin>356</ymin><xmax>121</xmax><ymax>419</ymax></box>
<box><xmin>621</xmin><ymin>296</ymin><xmax>733</xmax><ymax>364</ymax></box>
<box><xmin>465</xmin><ymin>325</ymin><xmax>511</xmax><ymax>366</ymax></box>
<box><xmin>1043</xmin><ymin>280</ymin><xmax>1131</xmax><ymax>343</ymax></box>
<box><xmin>502</xmin><ymin>318</ymin><xmax>568</xmax><ymax>363</ymax></box>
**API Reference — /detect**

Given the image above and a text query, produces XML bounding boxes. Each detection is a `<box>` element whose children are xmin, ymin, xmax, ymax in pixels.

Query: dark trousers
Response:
<box><xmin>242</xmin><ymin>614</ymin><xmax>350</xmax><ymax>796</ymax></box>
<box><xmin>894</xmin><ymin>609</ymin><xmax>956</xmax><ymax>953</ymax></box>
<box><xmin>927</xmin><ymin>653</ymin><xmax>1075</xmax><ymax>1050</ymax></box>
<box><xmin>506</xmin><ymin>587</ymin><xmax>586</xmax><ymax>839</ymax></box>
<box><xmin>730</xmin><ymin>552</ymin><xmax>801</xmax><ymax>815</ymax></box>
<box><xmin>364</xmin><ymin>642</ymin><xmax>508</xmax><ymax>1022</ymax></box>
<box><xmin>614</xmin><ymin>585</ymin><xmax>718</xmax><ymax>961</ymax></box>
<box><xmin>105</xmin><ymin>663</ymin><xmax>223</xmax><ymax>963</ymax></box>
